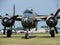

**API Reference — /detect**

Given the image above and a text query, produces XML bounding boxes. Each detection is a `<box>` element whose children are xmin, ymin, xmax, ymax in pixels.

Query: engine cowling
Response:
<box><xmin>46</xmin><ymin>16</ymin><xmax>58</xmax><ymax>27</ymax></box>
<box><xmin>2</xmin><ymin>17</ymin><xmax>14</xmax><ymax>27</ymax></box>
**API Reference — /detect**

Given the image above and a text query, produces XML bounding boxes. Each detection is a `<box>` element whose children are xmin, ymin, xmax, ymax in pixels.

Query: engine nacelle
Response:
<box><xmin>2</xmin><ymin>17</ymin><xmax>14</xmax><ymax>27</ymax></box>
<box><xmin>46</xmin><ymin>16</ymin><xmax>58</xmax><ymax>27</ymax></box>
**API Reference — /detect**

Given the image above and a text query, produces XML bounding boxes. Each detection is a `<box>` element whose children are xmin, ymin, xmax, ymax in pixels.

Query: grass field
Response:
<box><xmin>0</xmin><ymin>33</ymin><xmax>60</xmax><ymax>45</ymax></box>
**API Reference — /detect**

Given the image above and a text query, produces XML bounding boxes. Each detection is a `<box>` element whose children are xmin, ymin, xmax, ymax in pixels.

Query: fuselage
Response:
<box><xmin>21</xmin><ymin>9</ymin><xmax>38</xmax><ymax>28</ymax></box>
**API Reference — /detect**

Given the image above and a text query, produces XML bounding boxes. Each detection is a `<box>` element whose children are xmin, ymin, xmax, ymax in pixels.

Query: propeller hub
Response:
<box><xmin>46</xmin><ymin>16</ymin><xmax>58</xmax><ymax>27</ymax></box>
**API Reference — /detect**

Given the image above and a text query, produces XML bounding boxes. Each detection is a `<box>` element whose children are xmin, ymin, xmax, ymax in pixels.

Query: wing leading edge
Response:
<box><xmin>35</xmin><ymin>9</ymin><xmax>60</xmax><ymax>21</ymax></box>
<box><xmin>13</xmin><ymin>9</ymin><xmax>60</xmax><ymax>21</ymax></box>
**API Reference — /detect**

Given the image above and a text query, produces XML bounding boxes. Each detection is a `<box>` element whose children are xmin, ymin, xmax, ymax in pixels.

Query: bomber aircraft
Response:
<box><xmin>15</xmin><ymin>8</ymin><xmax>60</xmax><ymax>39</ymax></box>
<box><xmin>1</xmin><ymin>4</ymin><xmax>60</xmax><ymax>39</ymax></box>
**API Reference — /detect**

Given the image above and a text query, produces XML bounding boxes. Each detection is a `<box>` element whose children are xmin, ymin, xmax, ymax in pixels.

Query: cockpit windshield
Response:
<box><xmin>23</xmin><ymin>9</ymin><xmax>34</xmax><ymax>18</ymax></box>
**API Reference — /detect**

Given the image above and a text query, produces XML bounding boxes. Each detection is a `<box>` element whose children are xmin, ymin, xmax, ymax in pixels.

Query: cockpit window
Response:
<box><xmin>24</xmin><ymin>10</ymin><xmax>32</xmax><ymax>14</ymax></box>
<box><xmin>23</xmin><ymin>9</ymin><xmax>33</xmax><ymax>18</ymax></box>
<box><xmin>23</xmin><ymin>13</ymin><xmax>33</xmax><ymax>18</ymax></box>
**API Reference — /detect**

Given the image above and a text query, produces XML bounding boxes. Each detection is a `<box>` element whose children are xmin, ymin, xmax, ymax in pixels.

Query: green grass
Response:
<box><xmin>0</xmin><ymin>33</ymin><xmax>60</xmax><ymax>45</ymax></box>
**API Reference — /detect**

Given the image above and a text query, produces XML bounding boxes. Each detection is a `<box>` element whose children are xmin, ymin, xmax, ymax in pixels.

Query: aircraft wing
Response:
<box><xmin>11</xmin><ymin>15</ymin><xmax>60</xmax><ymax>21</ymax></box>
<box><xmin>13</xmin><ymin>15</ymin><xmax>22</xmax><ymax>21</ymax></box>
<box><xmin>57</xmin><ymin>15</ymin><xmax>60</xmax><ymax>19</ymax></box>
<box><xmin>35</xmin><ymin>9</ymin><xmax>60</xmax><ymax>21</ymax></box>
<box><xmin>12</xmin><ymin>15</ymin><xmax>48</xmax><ymax>21</ymax></box>
<box><xmin>35</xmin><ymin>15</ymin><xmax>49</xmax><ymax>21</ymax></box>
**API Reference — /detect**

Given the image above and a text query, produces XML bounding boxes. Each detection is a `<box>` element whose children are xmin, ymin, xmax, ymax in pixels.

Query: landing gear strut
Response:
<box><xmin>50</xmin><ymin>27</ymin><xmax>55</xmax><ymax>37</ymax></box>
<box><xmin>25</xmin><ymin>30</ymin><xmax>29</xmax><ymax>39</ymax></box>
<box><xmin>7</xmin><ymin>27</ymin><xmax>12</xmax><ymax>37</ymax></box>
<box><xmin>7</xmin><ymin>29</ymin><xmax>12</xmax><ymax>37</ymax></box>
<box><xmin>3</xmin><ymin>27</ymin><xmax>6</xmax><ymax>34</ymax></box>
<box><xmin>50</xmin><ymin>30</ymin><xmax>55</xmax><ymax>37</ymax></box>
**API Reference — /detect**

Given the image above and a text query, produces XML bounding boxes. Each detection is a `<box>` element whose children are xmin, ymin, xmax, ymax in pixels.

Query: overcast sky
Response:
<box><xmin>0</xmin><ymin>0</ymin><xmax>60</xmax><ymax>29</ymax></box>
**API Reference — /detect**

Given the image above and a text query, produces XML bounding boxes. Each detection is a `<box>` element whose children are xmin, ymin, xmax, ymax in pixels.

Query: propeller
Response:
<box><xmin>10</xmin><ymin>4</ymin><xmax>18</xmax><ymax>20</ymax></box>
<box><xmin>53</xmin><ymin>9</ymin><xmax>60</xmax><ymax>33</ymax></box>
<box><xmin>46</xmin><ymin>9</ymin><xmax>60</xmax><ymax>34</ymax></box>
<box><xmin>54</xmin><ymin>9</ymin><xmax>60</xmax><ymax>18</ymax></box>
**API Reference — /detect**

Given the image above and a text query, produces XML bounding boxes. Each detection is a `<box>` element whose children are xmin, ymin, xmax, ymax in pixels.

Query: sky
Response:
<box><xmin>0</xmin><ymin>0</ymin><xmax>60</xmax><ymax>29</ymax></box>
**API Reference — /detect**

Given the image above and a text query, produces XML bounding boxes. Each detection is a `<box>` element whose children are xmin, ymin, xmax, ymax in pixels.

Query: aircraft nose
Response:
<box><xmin>24</xmin><ymin>18</ymin><xmax>28</xmax><ymax>22</ymax></box>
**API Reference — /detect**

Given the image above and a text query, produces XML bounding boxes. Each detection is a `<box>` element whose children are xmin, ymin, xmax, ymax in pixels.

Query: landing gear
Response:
<box><xmin>3</xmin><ymin>27</ymin><xmax>6</xmax><ymax>34</ymax></box>
<box><xmin>50</xmin><ymin>27</ymin><xmax>55</xmax><ymax>37</ymax></box>
<box><xmin>25</xmin><ymin>30</ymin><xmax>29</xmax><ymax>39</ymax></box>
<box><xmin>7</xmin><ymin>27</ymin><xmax>12</xmax><ymax>37</ymax></box>
<box><xmin>35</xmin><ymin>26</ymin><xmax>37</xmax><ymax>31</ymax></box>
<box><xmin>50</xmin><ymin>30</ymin><xmax>55</xmax><ymax>37</ymax></box>
<box><xmin>7</xmin><ymin>29</ymin><xmax>12</xmax><ymax>37</ymax></box>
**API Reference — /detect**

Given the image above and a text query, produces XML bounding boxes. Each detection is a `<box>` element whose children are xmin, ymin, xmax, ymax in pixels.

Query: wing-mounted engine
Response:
<box><xmin>2</xmin><ymin>17</ymin><xmax>14</xmax><ymax>27</ymax></box>
<box><xmin>46</xmin><ymin>16</ymin><xmax>58</xmax><ymax>27</ymax></box>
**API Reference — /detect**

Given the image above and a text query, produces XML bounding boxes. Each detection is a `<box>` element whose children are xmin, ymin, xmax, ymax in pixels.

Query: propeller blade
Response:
<box><xmin>54</xmin><ymin>27</ymin><xmax>58</xmax><ymax>34</ymax></box>
<box><xmin>13</xmin><ymin>4</ymin><xmax>15</xmax><ymax>32</ymax></box>
<box><xmin>54</xmin><ymin>9</ymin><xmax>60</xmax><ymax>18</ymax></box>
<box><xmin>10</xmin><ymin>4</ymin><xmax>18</xmax><ymax>19</ymax></box>
<box><xmin>13</xmin><ymin>4</ymin><xmax>15</xmax><ymax>16</ymax></box>
<box><xmin>50</xmin><ymin>27</ymin><xmax>58</xmax><ymax>34</ymax></box>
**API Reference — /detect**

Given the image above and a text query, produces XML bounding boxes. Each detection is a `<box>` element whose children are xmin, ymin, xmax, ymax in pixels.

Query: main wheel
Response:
<box><xmin>50</xmin><ymin>30</ymin><xmax>55</xmax><ymax>37</ymax></box>
<box><xmin>7</xmin><ymin>30</ymin><xmax>12</xmax><ymax>37</ymax></box>
<box><xmin>25</xmin><ymin>32</ymin><xmax>29</xmax><ymax>39</ymax></box>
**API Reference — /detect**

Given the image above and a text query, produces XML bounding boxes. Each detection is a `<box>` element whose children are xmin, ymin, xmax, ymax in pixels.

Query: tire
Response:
<box><xmin>25</xmin><ymin>32</ymin><xmax>29</xmax><ymax>39</ymax></box>
<box><xmin>50</xmin><ymin>30</ymin><xmax>55</xmax><ymax>37</ymax></box>
<box><xmin>7</xmin><ymin>30</ymin><xmax>12</xmax><ymax>37</ymax></box>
